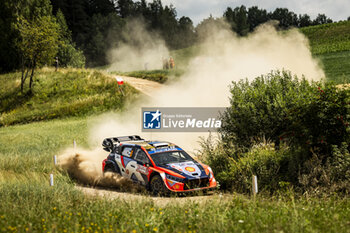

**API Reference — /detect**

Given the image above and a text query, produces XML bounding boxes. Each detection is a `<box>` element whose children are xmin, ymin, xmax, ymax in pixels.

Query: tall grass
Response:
<box><xmin>0</xmin><ymin>104</ymin><xmax>349</xmax><ymax>232</ymax></box>
<box><xmin>1</xmin><ymin>179</ymin><xmax>350</xmax><ymax>233</ymax></box>
<box><xmin>0</xmin><ymin>68</ymin><xmax>139</xmax><ymax>126</ymax></box>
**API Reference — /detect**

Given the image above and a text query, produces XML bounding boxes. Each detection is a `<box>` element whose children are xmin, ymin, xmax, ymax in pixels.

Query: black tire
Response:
<box><xmin>103</xmin><ymin>165</ymin><xmax>114</xmax><ymax>176</ymax></box>
<box><xmin>104</xmin><ymin>163</ymin><xmax>121</xmax><ymax>176</ymax></box>
<box><xmin>150</xmin><ymin>175</ymin><xmax>169</xmax><ymax>196</ymax></box>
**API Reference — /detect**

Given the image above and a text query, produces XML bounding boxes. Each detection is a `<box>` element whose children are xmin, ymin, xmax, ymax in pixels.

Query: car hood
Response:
<box><xmin>159</xmin><ymin>161</ymin><xmax>207</xmax><ymax>178</ymax></box>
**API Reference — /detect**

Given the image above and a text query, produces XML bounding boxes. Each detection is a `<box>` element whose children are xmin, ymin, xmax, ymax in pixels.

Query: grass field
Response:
<box><xmin>300</xmin><ymin>21</ymin><xmax>350</xmax><ymax>84</ymax></box>
<box><xmin>300</xmin><ymin>21</ymin><xmax>350</xmax><ymax>55</ymax></box>
<box><xmin>317</xmin><ymin>51</ymin><xmax>350</xmax><ymax>84</ymax></box>
<box><xmin>0</xmin><ymin>68</ymin><xmax>139</xmax><ymax>126</ymax></box>
<box><xmin>0</xmin><ymin>117</ymin><xmax>349</xmax><ymax>233</ymax></box>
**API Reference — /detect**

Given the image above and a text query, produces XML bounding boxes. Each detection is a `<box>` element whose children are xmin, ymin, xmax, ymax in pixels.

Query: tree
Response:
<box><xmin>116</xmin><ymin>0</ymin><xmax>135</xmax><ymax>18</ymax></box>
<box><xmin>0</xmin><ymin>0</ymin><xmax>20</xmax><ymax>73</ymax></box>
<box><xmin>223</xmin><ymin>7</ymin><xmax>237</xmax><ymax>32</ymax></box>
<box><xmin>196</xmin><ymin>15</ymin><xmax>228</xmax><ymax>40</ymax></box>
<box><xmin>56</xmin><ymin>9</ymin><xmax>85</xmax><ymax>67</ymax></box>
<box><xmin>269</xmin><ymin>8</ymin><xmax>298</xmax><ymax>28</ymax></box>
<box><xmin>224</xmin><ymin>6</ymin><xmax>249</xmax><ymax>36</ymax></box>
<box><xmin>16</xmin><ymin>16</ymin><xmax>59</xmax><ymax>92</ymax></box>
<box><xmin>313</xmin><ymin>13</ymin><xmax>333</xmax><ymax>25</ymax></box>
<box><xmin>83</xmin><ymin>13</ymin><xmax>124</xmax><ymax>66</ymax></box>
<box><xmin>176</xmin><ymin>16</ymin><xmax>196</xmax><ymax>48</ymax></box>
<box><xmin>298</xmin><ymin>14</ymin><xmax>312</xmax><ymax>27</ymax></box>
<box><xmin>247</xmin><ymin>6</ymin><xmax>268</xmax><ymax>31</ymax></box>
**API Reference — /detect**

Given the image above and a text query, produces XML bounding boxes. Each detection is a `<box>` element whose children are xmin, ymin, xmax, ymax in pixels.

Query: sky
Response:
<box><xmin>159</xmin><ymin>0</ymin><xmax>350</xmax><ymax>25</ymax></box>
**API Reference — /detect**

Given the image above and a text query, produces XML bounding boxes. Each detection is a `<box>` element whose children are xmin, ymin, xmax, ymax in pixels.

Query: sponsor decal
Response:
<box><xmin>185</xmin><ymin>167</ymin><xmax>196</xmax><ymax>172</ymax></box>
<box><xmin>170</xmin><ymin>164</ymin><xmax>183</xmax><ymax>172</ymax></box>
<box><xmin>136</xmin><ymin>165</ymin><xmax>149</xmax><ymax>175</ymax></box>
<box><xmin>147</xmin><ymin>147</ymin><xmax>180</xmax><ymax>154</ymax></box>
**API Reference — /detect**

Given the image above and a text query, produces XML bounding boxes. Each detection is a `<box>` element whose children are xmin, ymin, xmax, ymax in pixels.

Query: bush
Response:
<box><xmin>200</xmin><ymin>137</ymin><xmax>296</xmax><ymax>193</ymax></box>
<box><xmin>203</xmin><ymin>71</ymin><xmax>350</xmax><ymax>194</ymax></box>
<box><xmin>57</xmin><ymin>43</ymin><xmax>85</xmax><ymax>68</ymax></box>
<box><xmin>221</xmin><ymin>70</ymin><xmax>350</xmax><ymax>156</ymax></box>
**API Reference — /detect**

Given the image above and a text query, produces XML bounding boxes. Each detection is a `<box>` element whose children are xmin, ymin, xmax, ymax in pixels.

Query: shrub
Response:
<box><xmin>200</xmin><ymin>137</ymin><xmax>295</xmax><ymax>193</ymax></box>
<box><xmin>57</xmin><ymin>43</ymin><xmax>86</xmax><ymax>68</ymax></box>
<box><xmin>220</xmin><ymin>70</ymin><xmax>350</xmax><ymax>156</ymax></box>
<box><xmin>204</xmin><ymin>71</ymin><xmax>350</xmax><ymax>194</ymax></box>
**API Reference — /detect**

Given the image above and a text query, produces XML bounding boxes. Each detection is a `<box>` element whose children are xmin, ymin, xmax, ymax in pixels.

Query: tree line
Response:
<box><xmin>1</xmin><ymin>0</ymin><xmax>346</xmax><ymax>77</ymax></box>
<box><xmin>223</xmin><ymin>5</ymin><xmax>335</xmax><ymax>36</ymax></box>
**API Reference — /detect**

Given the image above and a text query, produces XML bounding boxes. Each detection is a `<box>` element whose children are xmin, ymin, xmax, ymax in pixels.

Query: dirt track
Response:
<box><xmin>115</xmin><ymin>75</ymin><xmax>163</xmax><ymax>96</ymax></box>
<box><xmin>78</xmin><ymin>186</ymin><xmax>228</xmax><ymax>207</ymax></box>
<box><xmin>78</xmin><ymin>75</ymin><xmax>223</xmax><ymax>204</ymax></box>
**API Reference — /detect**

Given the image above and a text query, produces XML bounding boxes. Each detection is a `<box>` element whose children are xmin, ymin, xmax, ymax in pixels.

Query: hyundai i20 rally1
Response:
<box><xmin>101</xmin><ymin>135</ymin><xmax>217</xmax><ymax>195</ymax></box>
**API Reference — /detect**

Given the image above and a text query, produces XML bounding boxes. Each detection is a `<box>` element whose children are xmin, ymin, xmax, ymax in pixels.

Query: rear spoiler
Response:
<box><xmin>102</xmin><ymin>135</ymin><xmax>144</xmax><ymax>152</ymax></box>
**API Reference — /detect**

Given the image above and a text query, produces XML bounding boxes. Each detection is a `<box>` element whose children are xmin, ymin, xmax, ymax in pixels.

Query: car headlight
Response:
<box><xmin>165</xmin><ymin>174</ymin><xmax>184</xmax><ymax>182</ymax></box>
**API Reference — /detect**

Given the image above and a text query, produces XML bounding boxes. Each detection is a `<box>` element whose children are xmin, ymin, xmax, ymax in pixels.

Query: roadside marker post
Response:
<box><xmin>252</xmin><ymin>175</ymin><xmax>258</xmax><ymax>198</ymax></box>
<box><xmin>115</xmin><ymin>77</ymin><xmax>124</xmax><ymax>96</ymax></box>
<box><xmin>53</xmin><ymin>155</ymin><xmax>57</xmax><ymax>165</ymax></box>
<box><xmin>73</xmin><ymin>139</ymin><xmax>76</xmax><ymax>151</ymax></box>
<box><xmin>50</xmin><ymin>174</ymin><xmax>54</xmax><ymax>186</ymax></box>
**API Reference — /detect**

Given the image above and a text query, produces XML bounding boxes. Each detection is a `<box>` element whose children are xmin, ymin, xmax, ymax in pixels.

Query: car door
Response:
<box><xmin>119</xmin><ymin>145</ymin><xmax>135</xmax><ymax>178</ymax></box>
<box><xmin>130</xmin><ymin>147</ymin><xmax>150</xmax><ymax>185</ymax></box>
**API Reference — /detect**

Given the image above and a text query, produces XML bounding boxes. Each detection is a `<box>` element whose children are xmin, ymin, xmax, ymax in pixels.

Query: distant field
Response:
<box><xmin>300</xmin><ymin>21</ymin><xmax>350</xmax><ymax>84</ymax></box>
<box><xmin>317</xmin><ymin>51</ymin><xmax>350</xmax><ymax>83</ymax></box>
<box><xmin>0</xmin><ymin>117</ymin><xmax>349</xmax><ymax>233</ymax></box>
<box><xmin>0</xmin><ymin>68</ymin><xmax>139</xmax><ymax>126</ymax></box>
<box><xmin>301</xmin><ymin>21</ymin><xmax>350</xmax><ymax>55</ymax></box>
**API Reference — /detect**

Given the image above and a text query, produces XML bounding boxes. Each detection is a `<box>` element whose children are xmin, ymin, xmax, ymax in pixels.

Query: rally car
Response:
<box><xmin>101</xmin><ymin>135</ymin><xmax>217</xmax><ymax>195</ymax></box>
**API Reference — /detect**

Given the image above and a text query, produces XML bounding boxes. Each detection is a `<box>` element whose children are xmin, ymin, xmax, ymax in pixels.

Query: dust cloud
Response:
<box><xmin>59</xmin><ymin>21</ymin><xmax>325</xmax><ymax>187</ymax></box>
<box><xmin>58</xmin><ymin>147</ymin><xmax>142</xmax><ymax>192</ymax></box>
<box><xmin>90</xmin><ymin>21</ymin><xmax>325</xmax><ymax>151</ymax></box>
<box><xmin>107</xmin><ymin>19</ymin><xmax>169</xmax><ymax>72</ymax></box>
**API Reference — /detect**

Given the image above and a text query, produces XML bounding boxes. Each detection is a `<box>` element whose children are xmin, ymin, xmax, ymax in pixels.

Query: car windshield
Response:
<box><xmin>150</xmin><ymin>150</ymin><xmax>193</xmax><ymax>166</ymax></box>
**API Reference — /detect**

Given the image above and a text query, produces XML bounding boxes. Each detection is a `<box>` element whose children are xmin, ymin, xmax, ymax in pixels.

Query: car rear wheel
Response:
<box><xmin>104</xmin><ymin>164</ymin><xmax>120</xmax><ymax>176</ymax></box>
<box><xmin>150</xmin><ymin>175</ymin><xmax>169</xmax><ymax>196</ymax></box>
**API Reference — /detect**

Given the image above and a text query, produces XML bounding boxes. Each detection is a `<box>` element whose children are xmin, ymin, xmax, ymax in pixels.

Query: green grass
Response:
<box><xmin>300</xmin><ymin>21</ymin><xmax>350</xmax><ymax>55</ymax></box>
<box><xmin>1</xmin><ymin>180</ymin><xmax>350</xmax><ymax>233</ymax></box>
<box><xmin>0</xmin><ymin>68</ymin><xmax>139</xmax><ymax>126</ymax></box>
<box><xmin>0</xmin><ymin>117</ymin><xmax>89</xmax><ymax>180</ymax></box>
<box><xmin>316</xmin><ymin>51</ymin><xmax>350</xmax><ymax>84</ymax></box>
<box><xmin>0</xmin><ymin>116</ymin><xmax>350</xmax><ymax>233</ymax></box>
<box><xmin>299</xmin><ymin>21</ymin><xmax>350</xmax><ymax>84</ymax></box>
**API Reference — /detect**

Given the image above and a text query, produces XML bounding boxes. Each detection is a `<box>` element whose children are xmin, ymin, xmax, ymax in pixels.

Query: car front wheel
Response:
<box><xmin>150</xmin><ymin>175</ymin><xmax>169</xmax><ymax>196</ymax></box>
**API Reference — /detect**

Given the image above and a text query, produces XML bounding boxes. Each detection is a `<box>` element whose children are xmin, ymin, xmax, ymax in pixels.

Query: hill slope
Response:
<box><xmin>300</xmin><ymin>21</ymin><xmax>350</xmax><ymax>55</ymax></box>
<box><xmin>0</xmin><ymin>68</ymin><xmax>139</xmax><ymax>126</ymax></box>
<box><xmin>300</xmin><ymin>21</ymin><xmax>350</xmax><ymax>84</ymax></box>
